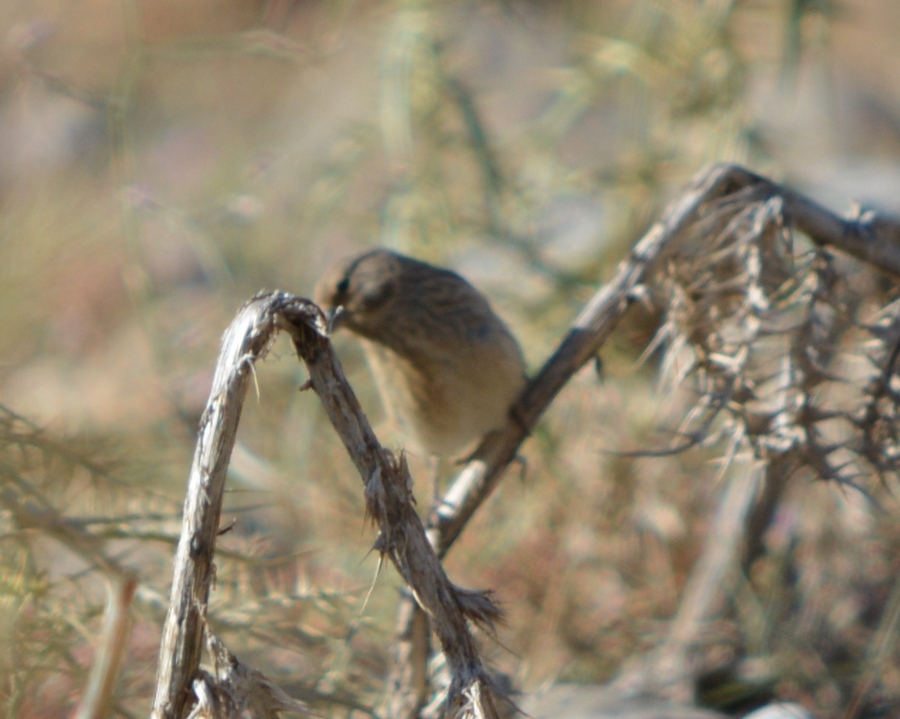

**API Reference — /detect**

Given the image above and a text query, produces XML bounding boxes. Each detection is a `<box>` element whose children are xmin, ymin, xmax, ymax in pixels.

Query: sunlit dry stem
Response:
<box><xmin>152</xmin><ymin>293</ymin><xmax>506</xmax><ymax>719</ymax></box>
<box><xmin>387</xmin><ymin>162</ymin><xmax>900</xmax><ymax>715</ymax></box>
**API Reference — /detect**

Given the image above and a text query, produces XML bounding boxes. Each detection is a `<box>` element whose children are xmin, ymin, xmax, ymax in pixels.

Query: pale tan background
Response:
<box><xmin>2</xmin><ymin>1</ymin><xmax>900</xmax><ymax>717</ymax></box>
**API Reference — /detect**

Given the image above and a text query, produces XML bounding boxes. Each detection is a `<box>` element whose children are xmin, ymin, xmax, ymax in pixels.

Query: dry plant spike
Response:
<box><xmin>610</xmin><ymin>164</ymin><xmax>900</xmax><ymax>698</ymax></box>
<box><xmin>698</xmin><ymin>164</ymin><xmax>900</xmax><ymax>278</ymax></box>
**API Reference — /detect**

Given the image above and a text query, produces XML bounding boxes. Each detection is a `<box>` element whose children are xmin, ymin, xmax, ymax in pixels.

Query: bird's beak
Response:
<box><xmin>326</xmin><ymin>305</ymin><xmax>345</xmax><ymax>334</ymax></box>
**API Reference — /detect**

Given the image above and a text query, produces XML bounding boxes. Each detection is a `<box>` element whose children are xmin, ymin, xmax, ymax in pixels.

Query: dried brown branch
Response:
<box><xmin>151</xmin><ymin>163</ymin><xmax>900</xmax><ymax>719</ymax></box>
<box><xmin>428</xmin><ymin>159</ymin><xmax>900</xmax><ymax>556</ymax></box>
<box><xmin>152</xmin><ymin>293</ymin><xmax>509</xmax><ymax>719</ymax></box>
<box><xmin>384</xmin><ymin>162</ymin><xmax>757</xmax><ymax>717</ymax></box>
<box><xmin>614</xmin><ymin>165</ymin><xmax>900</xmax><ymax>699</ymax></box>
<box><xmin>278</xmin><ymin>300</ymin><xmax>509</xmax><ymax>719</ymax></box>
<box><xmin>385</xmin><ymin>162</ymin><xmax>900</xmax><ymax>713</ymax></box>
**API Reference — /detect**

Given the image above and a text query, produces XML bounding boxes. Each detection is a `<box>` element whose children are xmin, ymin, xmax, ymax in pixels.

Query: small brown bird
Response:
<box><xmin>315</xmin><ymin>248</ymin><xmax>526</xmax><ymax>457</ymax></box>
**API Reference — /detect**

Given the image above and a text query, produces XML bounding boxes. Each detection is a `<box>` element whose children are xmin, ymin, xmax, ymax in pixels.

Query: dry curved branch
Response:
<box><xmin>279</xmin><ymin>299</ymin><xmax>508</xmax><ymax>719</ymax></box>
<box><xmin>151</xmin><ymin>163</ymin><xmax>900</xmax><ymax>718</ymax></box>
<box><xmin>152</xmin><ymin>293</ymin><xmax>508</xmax><ymax>719</ymax></box>
<box><xmin>152</xmin><ymin>296</ymin><xmax>283</xmax><ymax>719</ymax></box>
<box><xmin>386</xmin><ymin>163</ymin><xmax>900</xmax><ymax>714</ymax></box>
<box><xmin>385</xmin><ymin>162</ymin><xmax>758</xmax><ymax>717</ymax></box>
<box><xmin>431</xmin><ymin>159</ymin><xmax>900</xmax><ymax>556</ymax></box>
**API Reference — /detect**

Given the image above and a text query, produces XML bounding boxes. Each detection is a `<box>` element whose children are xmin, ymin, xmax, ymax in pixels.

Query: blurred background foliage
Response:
<box><xmin>2</xmin><ymin>0</ymin><xmax>900</xmax><ymax>717</ymax></box>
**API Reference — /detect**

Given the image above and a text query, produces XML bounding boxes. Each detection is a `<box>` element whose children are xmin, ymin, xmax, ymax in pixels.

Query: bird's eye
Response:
<box><xmin>336</xmin><ymin>277</ymin><xmax>350</xmax><ymax>296</ymax></box>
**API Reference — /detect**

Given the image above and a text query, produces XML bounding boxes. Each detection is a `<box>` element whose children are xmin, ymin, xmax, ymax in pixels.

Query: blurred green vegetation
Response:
<box><xmin>2</xmin><ymin>1</ymin><xmax>900</xmax><ymax>717</ymax></box>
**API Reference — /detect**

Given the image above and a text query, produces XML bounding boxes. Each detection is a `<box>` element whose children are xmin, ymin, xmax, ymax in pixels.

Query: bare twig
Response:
<box><xmin>151</xmin><ymin>163</ymin><xmax>900</xmax><ymax>718</ymax></box>
<box><xmin>385</xmin><ymin>162</ymin><xmax>900</xmax><ymax>713</ymax></box>
<box><xmin>384</xmin><ymin>161</ymin><xmax>753</xmax><ymax>717</ymax></box>
<box><xmin>279</xmin><ymin>300</ymin><xmax>508</xmax><ymax>719</ymax></box>
<box><xmin>152</xmin><ymin>293</ymin><xmax>509</xmax><ymax>719</ymax></box>
<box><xmin>430</xmin><ymin>162</ymin><xmax>750</xmax><ymax>557</ymax></box>
<box><xmin>152</xmin><ymin>296</ymin><xmax>282</xmax><ymax>719</ymax></box>
<box><xmin>76</xmin><ymin>576</ymin><xmax>138</xmax><ymax>719</ymax></box>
